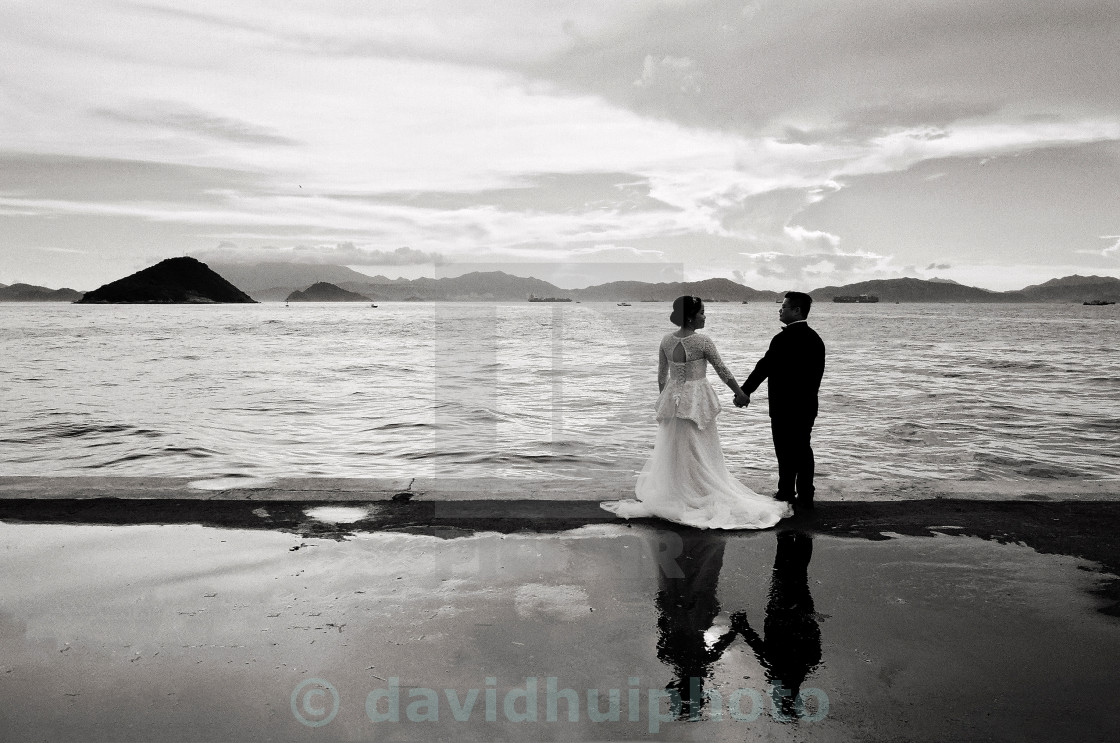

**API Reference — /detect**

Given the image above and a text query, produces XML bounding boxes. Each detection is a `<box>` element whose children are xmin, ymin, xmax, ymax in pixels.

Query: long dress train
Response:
<box><xmin>601</xmin><ymin>332</ymin><xmax>791</xmax><ymax>530</ymax></box>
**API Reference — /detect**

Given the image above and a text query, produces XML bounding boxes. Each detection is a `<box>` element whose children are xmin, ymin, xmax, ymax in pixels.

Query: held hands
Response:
<box><xmin>733</xmin><ymin>391</ymin><xmax>750</xmax><ymax>408</ymax></box>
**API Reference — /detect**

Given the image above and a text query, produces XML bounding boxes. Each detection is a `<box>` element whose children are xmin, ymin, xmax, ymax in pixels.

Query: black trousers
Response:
<box><xmin>771</xmin><ymin>416</ymin><xmax>816</xmax><ymax>499</ymax></box>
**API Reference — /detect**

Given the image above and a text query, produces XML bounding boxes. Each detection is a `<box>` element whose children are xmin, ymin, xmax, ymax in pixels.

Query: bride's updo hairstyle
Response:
<box><xmin>670</xmin><ymin>295</ymin><xmax>703</xmax><ymax>327</ymax></box>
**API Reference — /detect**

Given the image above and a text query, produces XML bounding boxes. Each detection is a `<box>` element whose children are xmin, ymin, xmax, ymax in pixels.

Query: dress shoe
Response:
<box><xmin>773</xmin><ymin>491</ymin><xmax>795</xmax><ymax>503</ymax></box>
<box><xmin>793</xmin><ymin>496</ymin><xmax>815</xmax><ymax>512</ymax></box>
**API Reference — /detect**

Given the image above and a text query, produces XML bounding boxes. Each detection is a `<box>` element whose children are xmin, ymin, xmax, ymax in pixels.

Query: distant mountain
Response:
<box><xmin>334</xmin><ymin>271</ymin><xmax>783</xmax><ymax>302</ymax></box>
<box><xmin>336</xmin><ymin>271</ymin><xmax>571</xmax><ymax>301</ymax></box>
<box><xmin>1021</xmin><ymin>274</ymin><xmax>1116</xmax><ymax>289</ymax></box>
<box><xmin>286</xmin><ymin>282</ymin><xmax>372</xmax><ymax>302</ymax></box>
<box><xmin>77</xmin><ymin>257</ymin><xmax>257</xmax><ymax>304</ymax></box>
<box><xmin>204</xmin><ymin>261</ymin><xmax>383</xmax><ymax>297</ymax></box>
<box><xmin>573</xmin><ymin>278</ymin><xmax>781</xmax><ymax>302</ymax></box>
<box><xmin>1006</xmin><ymin>275</ymin><xmax>1120</xmax><ymax>303</ymax></box>
<box><xmin>0</xmin><ymin>283</ymin><xmax>84</xmax><ymax>302</ymax></box>
<box><xmin>150</xmin><ymin>261</ymin><xmax>1120</xmax><ymax>303</ymax></box>
<box><xmin>359</xmin><ymin>274</ymin><xmax>413</xmax><ymax>285</ymax></box>
<box><xmin>410</xmin><ymin>271</ymin><xmax>570</xmax><ymax>300</ymax></box>
<box><xmin>809</xmin><ymin>278</ymin><xmax>1003</xmax><ymax>303</ymax></box>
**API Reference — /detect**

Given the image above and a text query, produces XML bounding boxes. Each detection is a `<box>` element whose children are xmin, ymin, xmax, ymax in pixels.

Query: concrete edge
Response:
<box><xmin>0</xmin><ymin>476</ymin><xmax>1116</xmax><ymax>502</ymax></box>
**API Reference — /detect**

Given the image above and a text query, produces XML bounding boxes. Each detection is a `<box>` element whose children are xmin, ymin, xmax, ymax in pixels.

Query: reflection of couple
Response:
<box><xmin>602</xmin><ymin>292</ymin><xmax>826</xmax><ymax>529</ymax></box>
<box><xmin>656</xmin><ymin>528</ymin><xmax>821</xmax><ymax>721</ymax></box>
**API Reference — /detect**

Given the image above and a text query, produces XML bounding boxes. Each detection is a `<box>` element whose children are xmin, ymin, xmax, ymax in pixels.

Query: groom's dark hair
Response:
<box><xmin>670</xmin><ymin>295</ymin><xmax>704</xmax><ymax>327</ymax></box>
<box><xmin>785</xmin><ymin>291</ymin><xmax>813</xmax><ymax>317</ymax></box>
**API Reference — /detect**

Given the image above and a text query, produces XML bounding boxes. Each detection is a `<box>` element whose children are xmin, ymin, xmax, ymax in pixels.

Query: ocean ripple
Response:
<box><xmin>1</xmin><ymin>302</ymin><xmax>1118</xmax><ymax>482</ymax></box>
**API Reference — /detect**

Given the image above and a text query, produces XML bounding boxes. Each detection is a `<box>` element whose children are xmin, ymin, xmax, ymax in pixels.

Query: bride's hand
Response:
<box><xmin>733</xmin><ymin>391</ymin><xmax>750</xmax><ymax>408</ymax></box>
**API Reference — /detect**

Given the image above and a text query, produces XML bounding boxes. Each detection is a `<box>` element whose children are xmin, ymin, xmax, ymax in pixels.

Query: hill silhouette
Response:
<box><xmin>1007</xmin><ymin>275</ymin><xmax>1120</xmax><ymax>303</ymax></box>
<box><xmin>85</xmin><ymin>259</ymin><xmax>1120</xmax><ymax>303</ymax></box>
<box><xmin>0</xmin><ymin>283</ymin><xmax>84</xmax><ymax>302</ymax></box>
<box><xmin>286</xmin><ymin>282</ymin><xmax>372</xmax><ymax>302</ymax></box>
<box><xmin>809</xmin><ymin>277</ymin><xmax>1002</xmax><ymax>303</ymax></box>
<box><xmin>77</xmin><ymin>258</ymin><xmax>256</xmax><ymax>304</ymax></box>
<box><xmin>572</xmin><ymin>278</ymin><xmax>779</xmax><ymax>302</ymax></box>
<box><xmin>206</xmin><ymin>261</ymin><xmax>384</xmax><ymax>295</ymax></box>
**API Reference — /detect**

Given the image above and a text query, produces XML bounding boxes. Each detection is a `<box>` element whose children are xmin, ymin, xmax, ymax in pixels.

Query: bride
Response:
<box><xmin>602</xmin><ymin>296</ymin><xmax>792</xmax><ymax>529</ymax></box>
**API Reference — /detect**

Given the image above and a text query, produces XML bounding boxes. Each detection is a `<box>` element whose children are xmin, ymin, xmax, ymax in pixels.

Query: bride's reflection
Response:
<box><xmin>652</xmin><ymin>527</ymin><xmax>733</xmax><ymax>720</ymax></box>
<box><xmin>652</xmin><ymin>527</ymin><xmax>822</xmax><ymax>721</ymax></box>
<box><xmin>736</xmin><ymin>530</ymin><xmax>822</xmax><ymax>720</ymax></box>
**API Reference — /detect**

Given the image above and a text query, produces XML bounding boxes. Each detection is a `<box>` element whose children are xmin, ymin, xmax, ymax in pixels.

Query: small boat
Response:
<box><xmin>1083</xmin><ymin>300</ymin><xmax>1115</xmax><ymax>305</ymax></box>
<box><xmin>370</xmin><ymin>303</ymin><xmax>378</xmax><ymax>308</ymax></box>
<box><xmin>617</xmin><ymin>302</ymin><xmax>631</xmax><ymax>306</ymax></box>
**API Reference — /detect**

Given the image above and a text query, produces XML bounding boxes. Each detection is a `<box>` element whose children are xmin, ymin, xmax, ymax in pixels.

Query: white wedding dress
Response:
<box><xmin>602</xmin><ymin>332</ymin><xmax>792</xmax><ymax>530</ymax></box>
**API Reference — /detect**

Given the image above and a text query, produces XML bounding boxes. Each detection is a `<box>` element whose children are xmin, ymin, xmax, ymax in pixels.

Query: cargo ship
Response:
<box><xmin>528</xmin><ymin>294</ymin><xmax>571</xmax><ymax>302</ymax></box>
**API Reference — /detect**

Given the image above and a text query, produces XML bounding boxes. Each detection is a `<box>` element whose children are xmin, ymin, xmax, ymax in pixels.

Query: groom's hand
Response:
<box><xmin>734</xmin><ymin>391</ymin><xmax>750</xmax><ymax>408</ymax></box>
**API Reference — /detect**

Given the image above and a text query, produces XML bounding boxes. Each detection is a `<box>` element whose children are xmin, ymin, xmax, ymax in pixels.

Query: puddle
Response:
<box><xmin>303</xmin><ymin>505</ymin><xmax>376</xmax><ymax>524</ymax></box>
<box><xmin>0</xmin><ymin>522</ymin><xmax>1117</xmax><ymax>741</ymax></box>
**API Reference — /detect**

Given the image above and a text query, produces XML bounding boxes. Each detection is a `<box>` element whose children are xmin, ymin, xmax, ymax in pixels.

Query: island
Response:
<box><xmin>285</xmin><ymin>282</ymin><xmax>373</xmax><ymax>302</ymax></box>
<box><xmin>76</xmin><ymin>257</ymin><xmax>256</xmax><ymax>304</ymax></box>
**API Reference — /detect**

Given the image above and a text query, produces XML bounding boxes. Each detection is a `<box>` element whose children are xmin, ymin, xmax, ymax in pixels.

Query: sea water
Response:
<box><xmin>2</xmin><ymin>302</ymin><xmax>1118</xmax><ymax>482</ymax></box>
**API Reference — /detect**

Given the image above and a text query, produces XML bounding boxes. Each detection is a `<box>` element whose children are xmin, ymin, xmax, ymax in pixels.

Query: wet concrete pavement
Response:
<box><xmin>2</xmin><ymin>494</ymin><xmax>1119</xmax><ymax>741</ymax></box>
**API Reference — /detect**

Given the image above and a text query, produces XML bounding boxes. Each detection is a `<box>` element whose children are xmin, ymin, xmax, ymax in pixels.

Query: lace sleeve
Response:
<box><xmin>657</xmin><ymin>337</ymin><xmax>669</xmax><ymax>389</ymax></box>
<box><xmin>702</xmin><ymin>335</ymin><xmax>736</xmax><ymax>386</ymax></box>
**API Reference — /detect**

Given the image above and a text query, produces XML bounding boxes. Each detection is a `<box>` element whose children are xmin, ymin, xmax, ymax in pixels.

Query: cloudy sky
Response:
<box><xmin>2</xmin><ymin>0</ymin><xmax>1119</xmax><ymax>290</ymax></box>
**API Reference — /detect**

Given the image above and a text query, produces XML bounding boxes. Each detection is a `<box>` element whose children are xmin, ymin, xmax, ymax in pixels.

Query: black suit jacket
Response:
<box><xmin>741</xmin><ymin>322</ymin><xmax>825</xmax><ymax>419</ymax></box>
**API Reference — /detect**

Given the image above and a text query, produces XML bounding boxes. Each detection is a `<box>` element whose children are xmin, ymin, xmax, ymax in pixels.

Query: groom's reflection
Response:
<box><xmin>736</xmin><ymin>530</ymin><xmax>822</xmax><ymax>720</ymax></box>
<box><xmin>652</xmin><ymin>527</ymin><xmax>822</xmax><ymax>721</ymax></box>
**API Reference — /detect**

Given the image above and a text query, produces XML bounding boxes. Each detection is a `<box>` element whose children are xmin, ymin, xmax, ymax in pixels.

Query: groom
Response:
<box><xmin>736</xmin><ymin>291</ymin><xmax>826</xmax><ymax>511</ymax></box>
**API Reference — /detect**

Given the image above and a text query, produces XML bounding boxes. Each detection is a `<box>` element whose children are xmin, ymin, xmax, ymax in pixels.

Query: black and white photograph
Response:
<box><xmin>2</xmin><ymin>1</ymin><xmax>1119</xmax><ymax>741</ymax></box>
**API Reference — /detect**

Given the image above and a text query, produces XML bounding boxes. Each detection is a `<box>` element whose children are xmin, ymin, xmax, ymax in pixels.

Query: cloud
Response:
<box><xmin>5</xmin><ymin>1</ymin><xmax>1120</xmax><ymax>293</ymax></box>
<box><xmin>796</xmin><ymin>141</ymin><xmax>1120</xmax><ymax>266</ymax></box>
<box><xmin>783</xmin><ymin>225</ymin><xmax>841</xmax><ymax>250</ymax></box>
<box><xmin>31</xmin><ymin>246</ymin><xmax>89</xmax><ymax>255</ymax></box>
<box><xmin>0</xmin><ymin>152</ymin><xmax>265</xmax><ymax>204</ymax></box>
<box><xmin>633</xmin><ymin>54</ymin><xmax>701</xmax><ymax>94</ymax></box>
<box><xmin>1098</xmin><ymin>236</ymin><xmax>1120</xmax><ymax>258</ymax></box>
<box><xmin>565</xmin><ymin>244</ymin><xmax>666</xmax><ymax>259</ymax></box>
<box><xmin>926</xmin><ymin>262</ymin><xmax>952</xmax><ymax>270</ymax></box>
<box><xmin>96</xmin><ymin>103</ymin><xmax>300</xmax><ymax>146</ymax></box>
<box><xmin>193</xmin><ymin>242</ymin><xmax>445</xmax><ymax>266</ymax></box>
<box><xmin>536</xmin><ymin>0</ymin><xmax>1120</xmax><ymax>139</ymax></box>
<box><xmin>736</xmin><ymin>250</ymin><xmax>898</xmax><ymax>284</ymax></box>
<box><xmin>354</xmin><ymin>172</ymin><xmax>678</xmax><ymax>215</ymax></box>
<box><xmin>779</xmin><ymin>98</ymin><xmax>998</xmax><ymax>146</ymax></box>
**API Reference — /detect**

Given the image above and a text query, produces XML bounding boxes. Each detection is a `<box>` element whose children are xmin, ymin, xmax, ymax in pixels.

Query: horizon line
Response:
<box><xmin>7</xmin><ymin>265</ymin><xmax>1120</xmax><ymax>296</ymax></box>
